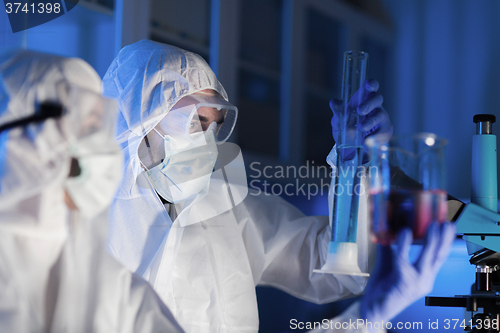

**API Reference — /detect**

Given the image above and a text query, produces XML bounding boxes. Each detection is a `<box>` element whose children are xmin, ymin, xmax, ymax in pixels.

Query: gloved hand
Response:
<box><xmin>330</xmin><ymin>79</ymin><xmax>392</xmax><ymax>162</ymax></box>
<box><xmin>359</xmin><ymin>222</ymin><xmax>456</xmax><ymax>331</ymax></box>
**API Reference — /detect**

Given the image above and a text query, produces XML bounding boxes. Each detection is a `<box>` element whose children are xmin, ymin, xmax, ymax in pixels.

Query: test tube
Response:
<box><xmin>338</xmin><ymin>51</ymin><xmax>368</xmax><ymax>150</ymax></box>
<box><xmin>332</xmin><ymin>51</ymin><xmax>368</xmax><ymax>244</ymax></box>
<box><xmin>314</xmin><ymin>51</ymin><xmax>369</xmax><ymax>278</ymax></box>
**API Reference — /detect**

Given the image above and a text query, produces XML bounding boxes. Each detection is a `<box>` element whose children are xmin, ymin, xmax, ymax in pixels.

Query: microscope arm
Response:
<box><xmin>456</xmin><ymin>202</ymin><xmax>500</xmax><ymax>254</ymax></box>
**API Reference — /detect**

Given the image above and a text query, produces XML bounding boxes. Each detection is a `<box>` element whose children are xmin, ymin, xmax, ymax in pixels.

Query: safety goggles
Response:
<box><xmin>158</xmin><ymin>92</ymin><xmax>238</xmax><ymax>144</ymax></box>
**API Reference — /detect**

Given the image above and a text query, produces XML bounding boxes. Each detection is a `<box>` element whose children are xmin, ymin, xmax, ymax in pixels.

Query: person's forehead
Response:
<box><xmin>197</xmin><ymin>89</ymin><xmax>218</xmax><ymax>96</ymax></box>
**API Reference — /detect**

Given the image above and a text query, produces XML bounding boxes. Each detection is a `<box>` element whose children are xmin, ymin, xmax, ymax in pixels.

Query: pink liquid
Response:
<box><xmin>369</xmin><ymin>189</ymin><xmax>448</xmax><ymax>245</ymax></box>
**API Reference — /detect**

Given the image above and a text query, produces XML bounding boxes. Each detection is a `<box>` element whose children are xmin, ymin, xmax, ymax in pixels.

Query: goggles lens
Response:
<box><xmin>160</xmin><ymin>92</ymin><xmax>238</xmax><ymax>144</ymax></box>
<box><xmin>216</xmin><ymin>107</ymin><xmax>237</xmax><ymax>142</ymax></box>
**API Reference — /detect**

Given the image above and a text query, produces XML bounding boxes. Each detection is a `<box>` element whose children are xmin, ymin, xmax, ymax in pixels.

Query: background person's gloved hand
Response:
<box><xmin>359</xmin><ymin>222</ymin><xmax>456</xmax><ymax>331</ymax></box>
<box><xmin>330</xmin><ymin>79</ymin><xmax>392</xmax><ymax>162</ymax></box>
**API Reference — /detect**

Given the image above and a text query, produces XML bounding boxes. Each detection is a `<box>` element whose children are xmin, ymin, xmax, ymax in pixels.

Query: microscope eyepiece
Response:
<box><xmin>473</xmin><ymin>114</ymin><xmax>496</xmax><ymax>135</ymax></box>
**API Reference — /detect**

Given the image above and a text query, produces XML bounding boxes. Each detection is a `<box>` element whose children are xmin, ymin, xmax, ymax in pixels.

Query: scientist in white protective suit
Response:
<box><xmin>0</xmin><ymin>50</ymin><xmax>184</xmax><ymax>332</ymax></box>
<box><xmin>103</xmin><ymin>40</ymin><xmax>456</xmax><ymax>333</ymax></box>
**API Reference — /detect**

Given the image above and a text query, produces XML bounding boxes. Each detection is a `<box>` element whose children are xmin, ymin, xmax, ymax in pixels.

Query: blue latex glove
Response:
<box><xmin>330</xmin><ymin>79</ymin><xmax>392</xmax><ymax>162</ymax></box>
<box><xmin>359</xmin><ymin>222</ymin><xmax>456</xmax><ymax>331</ymax></box>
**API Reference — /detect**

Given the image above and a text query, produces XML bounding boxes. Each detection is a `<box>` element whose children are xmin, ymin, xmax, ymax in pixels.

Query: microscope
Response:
<box><xmin>426</xmin><ymin>114</ymin><xmax>500</xmax><ymax>332</ymax></box>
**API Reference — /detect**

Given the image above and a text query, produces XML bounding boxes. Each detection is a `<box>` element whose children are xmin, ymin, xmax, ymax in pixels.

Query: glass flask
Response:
<box><xmin>366</xmin><ymin>133</ymin><xmax>449</xmax><ymax>245</ymax></box>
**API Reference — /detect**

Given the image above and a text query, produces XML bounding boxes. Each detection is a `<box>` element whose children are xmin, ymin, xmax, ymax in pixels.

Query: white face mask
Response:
<box><xmin>64</xmin><ymin>154</ymin><xmax>123</xmax><ymax>219</ymax></box>
<box><xmin>62</xmin><ymin>86</ymin><xmax>123</xmax><ymax>220</ymax></box>
<box><xmin>144</xmin><ymin>123</ymin><xmax>219</xmax><ymax>204</ymax></box>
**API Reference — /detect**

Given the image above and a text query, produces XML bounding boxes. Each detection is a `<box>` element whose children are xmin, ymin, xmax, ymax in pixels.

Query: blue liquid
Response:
<box><xmin>331</xmin><ymin>146</ymin><xmax>364</xmax><ymax>244</ymax></box>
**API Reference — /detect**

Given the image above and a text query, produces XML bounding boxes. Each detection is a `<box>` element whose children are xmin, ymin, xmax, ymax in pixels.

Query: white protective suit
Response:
<box><xmin>0</xmin><ymin>50</ymin><xmax>183</xmax><ymax>333</ymax></box>
<box><xmin>104</xmin><ymin>40</ymin><xmax>375</xmax><ymax>333</ymax></box>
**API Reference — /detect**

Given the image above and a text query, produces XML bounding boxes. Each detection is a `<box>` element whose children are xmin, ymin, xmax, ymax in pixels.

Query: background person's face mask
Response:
<box><xmin>63</xmin><ymin>88</ymin><xmax>123</xmax><ymax>219</ymax></box>
<box><xmin>143</xmin><ymin>122</ymin><xmax>219</xmax><ymax>204</ymax></box>
<box><xmin>65</xmin><ymin>154</ymin><xmax>123</xmax><ymax>218</ymax></box>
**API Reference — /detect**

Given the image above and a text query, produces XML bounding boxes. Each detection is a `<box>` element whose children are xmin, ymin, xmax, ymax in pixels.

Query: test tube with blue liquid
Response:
<box><xmin>314</xmin><ymin>51</ymin><xmax>369</xmax><ymax>276</ymax></box>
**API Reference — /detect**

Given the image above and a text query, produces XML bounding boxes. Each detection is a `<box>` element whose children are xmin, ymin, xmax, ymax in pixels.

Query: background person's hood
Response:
<box><xmin>0</xmin><ymin>50</ymin><xmax>109</xmax><ymax>207</ymax></box>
